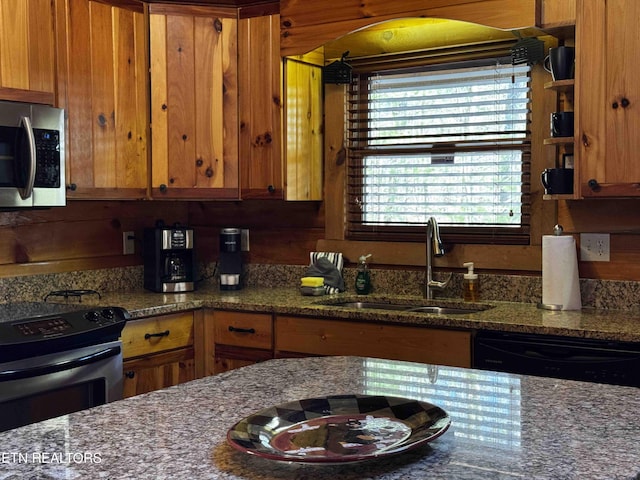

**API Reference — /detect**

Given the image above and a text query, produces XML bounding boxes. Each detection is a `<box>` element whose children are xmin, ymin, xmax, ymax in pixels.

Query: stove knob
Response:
<box><xmin>85</xmin><ymin>311</ymin><xmax>101</xmax><ymax>322</ymax></box>
<box><xmin>101</xmin><ymin>308</ymin><xmax>116</xmax><ymax>320</ymax></box>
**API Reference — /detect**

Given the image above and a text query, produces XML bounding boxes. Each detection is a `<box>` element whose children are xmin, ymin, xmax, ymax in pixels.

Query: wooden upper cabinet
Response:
<box><xmin>59</xmin><ymin>0</ymin><xmax>148</xmax><ymax>199</ymax></box>
<box><xmin>149</xmin><ymin>6</ymin><xmax>239</xmax><ymax>200</ymax></box>
<box><xmin>576</xmin><ymin>0</ymin><xmax>640</xmax><ymax>197</ymax></box>
<box><xmin>238</xmin><ymin>13</ymin><xmax>323</xmax><ymax>201</ymax></box>
<box><xmin>0</xmin><ymin>0</ymin><xmax>56</xmax><ymax>104</ymax></box>
<box><xmin>537</xmin><ymin>0</ymin><xmax>576</xmax><ymax>28</ymax></box>
<box><xmin>284</xmin><ymin>56</ymin><xmax>323</xmax><ymax>201</ymax></box>
<box><xmin>280</xmin><ymin>0</ymin><xmax>537</xmax><ymax>56</ymax></box>
<box><xmin>238</xmin><ymin>14</ymin><xmax>283</xmax><ymax>199</ymax></box>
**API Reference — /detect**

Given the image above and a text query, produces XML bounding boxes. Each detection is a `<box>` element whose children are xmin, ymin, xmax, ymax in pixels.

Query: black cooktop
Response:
<box><xmin>0</xmin><ymin>302</ymin><xmax>92</xmax><ymax>325</ymax></box>
<box><xmin>0</xmin><ymin>302</ymin><xmax>130</xmax><ymax>362</ymax></box>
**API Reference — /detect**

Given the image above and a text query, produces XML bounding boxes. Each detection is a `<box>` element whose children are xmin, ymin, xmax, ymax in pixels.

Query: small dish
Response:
<box><xmin>226</xmin><ymin>394</ymin><xmax>450</xmax><ymax>464</ymax></box>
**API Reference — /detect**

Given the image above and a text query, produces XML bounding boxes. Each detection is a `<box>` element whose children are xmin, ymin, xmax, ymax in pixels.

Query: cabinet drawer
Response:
<box><xmin>121</xmin><ymin>312</ymin><xmax>194</xmax><ymax>359</ymax></box>
<box><xmin>275</xmin><ymin>316</ymin><xmax>471</xmax><ymax>368</ymax></box>
<box><xmin>214</xmin><ymin>311</ymin><xmax>272</xmax><ymax>349</ymax></box>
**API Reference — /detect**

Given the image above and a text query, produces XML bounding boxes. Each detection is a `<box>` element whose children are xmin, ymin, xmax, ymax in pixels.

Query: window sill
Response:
<box><xmin>316</xmin><ymin>239</ymin><xmax>542</xmax><ymax>272</ymax></box>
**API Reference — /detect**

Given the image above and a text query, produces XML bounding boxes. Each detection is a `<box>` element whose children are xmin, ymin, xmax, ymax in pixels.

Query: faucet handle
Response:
<box><xmin>428</xmin><ymin>272</ymin><xmax>453</xmax><ymax>291</ymax></box>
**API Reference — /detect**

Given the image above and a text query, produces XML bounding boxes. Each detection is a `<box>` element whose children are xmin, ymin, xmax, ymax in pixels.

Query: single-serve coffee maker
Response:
<box><xmin>219</xmin><ymin>228</ymin><xmax>243</xmax><ymax>290</ymax></box>
<box><xmin>144</xmin><ymin>224</ymin><xmax>196</xmax><ymax>293</ymax></box>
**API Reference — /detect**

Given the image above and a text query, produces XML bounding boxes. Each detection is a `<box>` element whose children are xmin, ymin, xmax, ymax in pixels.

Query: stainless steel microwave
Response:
<box><xmin>0</xmin><ymin>101</ymin><xmax>65</xmax><ymax>208</ymax></box>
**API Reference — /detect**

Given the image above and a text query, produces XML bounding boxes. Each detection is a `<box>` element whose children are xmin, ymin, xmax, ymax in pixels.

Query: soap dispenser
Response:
<box><xmin>462</xmin><ymin>262</ymin><xmax>479</xmax><ymax>302</ymax></box>
<box><xmin>355</xmin><ymin>254</ymin><xmax>373</xmax><ymax>294</ymax></box>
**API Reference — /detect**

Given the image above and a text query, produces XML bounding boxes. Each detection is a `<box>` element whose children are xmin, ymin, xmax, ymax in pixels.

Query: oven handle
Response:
<box><xmin>0</xmin><ymin>345</ymin><xmax>121</xmax><ymax>382</ymax></box>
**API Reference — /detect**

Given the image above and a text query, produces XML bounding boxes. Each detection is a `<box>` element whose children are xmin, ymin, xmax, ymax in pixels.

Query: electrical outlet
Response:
<box><xmin>580</xmin><ymin>233</ymin><xmax>610</xmax><ymax>262</ymax></box>
<box><xmin>241</xmin><ymin>229</ymin><xmax>250</xmax><ymax>252</ymax></box>
<box><xmin>123</xmin><ymin>231</ymin><xmax>135</xmax><ymax>255</ymax></box>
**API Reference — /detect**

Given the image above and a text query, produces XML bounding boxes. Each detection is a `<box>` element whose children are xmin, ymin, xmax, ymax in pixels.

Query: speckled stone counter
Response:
<box><xmin>57</xmin><ymin>284</ymin><xmax>640</xmax><ymax>343</ymax></box>
<box><xmin>1</xmin><ymin>356</ymin><xmax>639</xmax><ymax>479</ymax></box>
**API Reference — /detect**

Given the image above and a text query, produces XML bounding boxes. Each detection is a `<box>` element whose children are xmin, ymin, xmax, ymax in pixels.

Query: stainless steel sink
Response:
<box><xmin>318</xmin><ymin>300</ymin><xmax>491</xmax><ymax>315</ymax></box>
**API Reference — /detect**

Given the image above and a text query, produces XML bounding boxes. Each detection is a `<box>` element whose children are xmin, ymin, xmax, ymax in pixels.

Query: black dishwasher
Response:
<box><xmin>473</xmin><ymin>331</ymin><xmax>640</xmax><ymax>387</ymax></box>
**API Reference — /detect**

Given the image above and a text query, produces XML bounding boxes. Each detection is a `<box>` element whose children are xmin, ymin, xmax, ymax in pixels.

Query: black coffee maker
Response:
<box><xmin>144</xmin><ymin>223</ymin><xmax>196</xmax><ymax>293</ymax></box>
<box><xmin>219</xmin><ymin>228</ymin><xmax>243</xmax><ymax>290</ymax></box>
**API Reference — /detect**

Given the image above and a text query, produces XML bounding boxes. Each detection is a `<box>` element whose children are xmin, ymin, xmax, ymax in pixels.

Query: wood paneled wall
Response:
<box><xmin>0</xmin><ymin>199</ymin><xmax>324</xmax><ymax>278</ymax></box>
<box><xmin>188</xmin><ymin>200</ymin><xmax>325</xmax><ymax>265</ymax></box>
<box><xmin>1</xmin><ymin>197</ymin><xmax>640</xmax><ymax>281</ymax></box>
<box><xmin>0</xmin><ymin>201</ymin><xmax>186</xmax><ymax>277</ymax></box>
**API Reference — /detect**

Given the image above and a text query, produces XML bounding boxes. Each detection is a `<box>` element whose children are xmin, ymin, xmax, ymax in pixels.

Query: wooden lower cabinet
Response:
<box><xmin>275</xmin><ymin>316</ymin><xmax>472</xmax><ymax>368</ymax></box>
<box><xmin>120</xmin><ymin>311</ymin><xmax>199</xmax><ymax>398</ymax></box>
<box><xmin>202</xmin><ymin>310</ymin><xmax>274</xmax><ymax>375</ymax></box>
<box><xmin>122</xmin><ymin>348</ymin><xmax>196</xmax><ymax>398</ymax></box>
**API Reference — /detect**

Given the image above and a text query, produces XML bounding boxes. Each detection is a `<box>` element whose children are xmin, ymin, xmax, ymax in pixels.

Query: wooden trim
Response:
<box><xmin>0</xmin><ymin>255</ymin><xmax>141</xmax><ymax>279</ymax></box>
<box><xmin>150</xmin><ymin>187</ymin><xmax>240</xmax><ymax>199</ymax></box>
<box><xmin>0</xmin><ymin>87</ymin><xmax>55</xmax><ymax>105</ymax></box>
<box><xmin>239</xmin><ymin>2</ymin><xmax>279</xmax><ymax>19</ymax></box>
<box><xmin>192</xmin><ymin>308</ymin><xmax>205</xmax><ymax>378</ymax></box>
<box><xmin>91</xmin><ymin>0</ymin><xmax>144</xmax><ymax>12</ymax></box>
<box><xmin>67</xmin><ymin>188</ymin><xmax>149</xmax><ymax>200</ymax></box>
<box><xmin>147</xmin><ymin>3</ymin><xmax>238</xmax><ymax>18</ymax></box>
<box><xmin>280</xmin><ymin>0</ymin><xmax>537</xmax><ymax>56</ymax></box>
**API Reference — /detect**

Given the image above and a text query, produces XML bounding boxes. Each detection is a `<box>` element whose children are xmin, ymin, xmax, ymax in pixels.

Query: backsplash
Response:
<box><xmin>1</xmin><ymin>263</ymin><xmax>638</xmax><ymax>311</ymax></box>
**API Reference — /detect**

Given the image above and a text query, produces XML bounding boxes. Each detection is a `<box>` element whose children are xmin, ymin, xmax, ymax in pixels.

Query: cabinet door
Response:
<box><xmin>210</xmin><ymin>310</ymin><xmax>273</xmax><ymax>374</ymax></box>
<box><xmin>149</xmin><ymin>7</ymin><xmax>239</xmax><ymax>200</ymax></box>
<box><xmin>122</xmin><ymin>348</ymin><xmax>196</xmax><ymax>398</ymax></box>
<box><xmin>238</xmin><ymin>14</ymin><xmax>283</xmax><ymax>199</ymax></box>
<box><xmin>61</xmin><ymin>0</ymin><xmax>148</xmax><ymax>199</ymax></box>
<box><xmin>0</xmin><ymin>0</ymin><xmax>55</xmax><ymax>104</ymax></box>
<box><xmin>284</xmin><ymin>58</ymin><xmax>323</xmax><ymax>200</ymax></box>
<box><xmin>213</xmin><ymin>344</ymin><xmax>273</xmax><ymax>374</ymax></box>
<box><xmin>275</xmin><ymin>315</ymin><xmax>471</xmax><ymax>368</ymax></box>
<box><xmin>577</xmin><ymin>0</ymin><xmax>640</xmax><ymax>197</ymax></box>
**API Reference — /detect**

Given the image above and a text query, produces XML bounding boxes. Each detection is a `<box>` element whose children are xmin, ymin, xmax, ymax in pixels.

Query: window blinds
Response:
<box><xmin>346</xmin><ymin>59</ymin><xmax>531</xmax><ymax>243</ymax></box>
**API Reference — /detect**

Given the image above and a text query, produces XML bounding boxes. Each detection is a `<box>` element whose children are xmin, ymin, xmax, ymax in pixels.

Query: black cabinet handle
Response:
<box><xmin>145</xmin><ymin>330</ymin><xmax>170</xmax><ymax>340</ymax></box>
<box><xmin>588</xmin><ymin>179</ymin><xmax>600</xmax><ymax>191</ymax></box>
<box><xmin>228</xmin><ymin>326</ymin><xmax>256</xmax><ymax>334</ymax></box>
<box><xmin>159</xmin><ymin>183</ymin><xmax>167</xmax><ymax>193</ymax></box>
<box><xmin>621</xmin><ymin>97</ymin><xmax>631</xmax><ymax>108</ymax></box>
<box><xmin>267</xmin><ymin>185</ymin><xmax>276</xmax><ymax>194</ymax></box>
<box><xmin>124</xmin><ymin>371</ymin><xmax>135</xmax><ymax>379</ymax></box>
<box><xmin>67</xmin><ymin>183</ymin><xmax>77</xmax><ymax>191</ymax></box>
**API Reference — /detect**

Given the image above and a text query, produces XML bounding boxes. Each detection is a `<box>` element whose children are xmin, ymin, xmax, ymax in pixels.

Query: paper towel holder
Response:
<box><xmin>537</xmin><ymin>224</ymin><xmax>567</xmax><ymax>310</ymax></box>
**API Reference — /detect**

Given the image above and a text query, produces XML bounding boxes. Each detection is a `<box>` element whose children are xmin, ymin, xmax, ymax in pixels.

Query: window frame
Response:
<box><xmin>345</xmin><ymin>56</ymin><xmax>532</xmax><ymax>245</ymax></box>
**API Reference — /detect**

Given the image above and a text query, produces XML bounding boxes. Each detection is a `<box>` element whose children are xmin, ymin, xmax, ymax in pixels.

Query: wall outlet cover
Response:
<box><xmin>580</xmin><ymin>233</ymin><xmax>610</xmax><ymax>262</ymax></box>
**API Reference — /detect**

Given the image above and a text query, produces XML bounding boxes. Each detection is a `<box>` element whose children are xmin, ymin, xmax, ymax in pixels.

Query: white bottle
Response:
<box><xmin>462</xmin><ymin>262</ymin><xmax>479</xmax><ymax>302</ymax></box>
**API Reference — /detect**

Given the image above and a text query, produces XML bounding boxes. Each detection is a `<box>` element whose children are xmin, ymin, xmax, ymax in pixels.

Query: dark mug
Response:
<box><xmin>544</xmin><ymin>46</ymin><xmax>575</xmax><ymax>81</ymax></box>
<box><xmin>551</xmin><ymin>111</ymin><xmax>574</xmax><ymax>137</ymax></box>
<box><xmin>541</xmin><ymin>168</ymin><xmax>573</xmax><ymax>195</ymax></box>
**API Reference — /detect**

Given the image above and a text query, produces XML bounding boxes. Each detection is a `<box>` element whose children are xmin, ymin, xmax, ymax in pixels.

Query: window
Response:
<box><xmin>347</xmin><ymin>57</ymin><xmax>531</xmax><ymax>244</ymax></box>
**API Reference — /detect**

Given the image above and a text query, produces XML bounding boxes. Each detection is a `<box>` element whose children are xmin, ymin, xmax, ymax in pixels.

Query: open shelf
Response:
<box><xmin>544</xmin><ymin>136</ymin><xmax>574</xmax><ymax>145</ymax></box>
<box><xmin>544</xmin><ymin>79</ymin><xmax>575</xmax><ymax>92</ymax></box>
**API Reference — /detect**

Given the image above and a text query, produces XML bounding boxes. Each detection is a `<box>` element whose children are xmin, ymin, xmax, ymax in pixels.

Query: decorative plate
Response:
<box><xmin>226</xmin><ymin>394</ymin><xmax>450</xmax><ymax>463</ymax></box>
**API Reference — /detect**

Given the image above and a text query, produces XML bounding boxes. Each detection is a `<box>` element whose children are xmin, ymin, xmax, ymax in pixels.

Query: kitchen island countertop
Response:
<box><xmin>1</xmin><ymin>355</ymin><xmax>639</xmax><ymax>479</ymax></box>
<box><xmin>82</xmin><ymin>285</ymin><xmax>640</xmax><ymax>342</ymax></box>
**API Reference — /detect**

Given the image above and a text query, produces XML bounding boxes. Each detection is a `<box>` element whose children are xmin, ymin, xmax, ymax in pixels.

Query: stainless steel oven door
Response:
<box><xmin>0</xmin><ymin>340</ymin><xmax>123</xmax><ymax>432</ymax></box>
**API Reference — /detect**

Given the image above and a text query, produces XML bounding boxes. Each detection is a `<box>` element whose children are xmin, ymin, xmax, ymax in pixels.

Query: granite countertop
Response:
<box><xmin>78</xmin><ymin>285</ymin><xmax>640</xmax><ymax>342</ymax></box>
<box><xmin>2</xmin><ymin>355</ymin><xmax>639</xmax><ymax>479</ymax></box>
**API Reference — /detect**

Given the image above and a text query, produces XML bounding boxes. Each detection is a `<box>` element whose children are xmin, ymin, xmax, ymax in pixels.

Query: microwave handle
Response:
<box><xmin>18</xmin><ymin>115</ymin><xmax>36</xmax><ymax>200</ymax></box>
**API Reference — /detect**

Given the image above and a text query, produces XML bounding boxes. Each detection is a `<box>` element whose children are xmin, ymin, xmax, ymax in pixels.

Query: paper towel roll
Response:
<box><xmin>542</xmin><ymin>235</ymin><xmax>582</xmax><ymax>310</ymax></box>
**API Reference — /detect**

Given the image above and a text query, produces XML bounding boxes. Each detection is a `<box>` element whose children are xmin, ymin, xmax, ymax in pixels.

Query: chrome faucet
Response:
<box><xmin>425</xmin><ymin>217</ymin><xmax>452</xmax><ymax>299</ymax></box>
